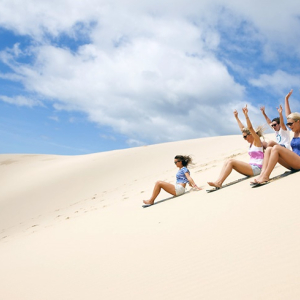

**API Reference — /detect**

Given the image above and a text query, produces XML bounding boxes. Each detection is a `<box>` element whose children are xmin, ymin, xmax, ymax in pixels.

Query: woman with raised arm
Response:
<box><xmin>207</xmin><ymin>105</ymin><xmax>264</xmax><ymax>189</ymax></box>
<box><xmin>143</xmin><ymin>155</ymin><xmax>201</xmax><ymax>205</ymax></box>
<box><xmin>254</xmin><ymin>90</ymin><xmax>300</xmax><ymax>185</ymax></box>
<box><xmin>285</xmin><ymin>89</ymin><xmax>293</xmax><ymax>117</ymax></box>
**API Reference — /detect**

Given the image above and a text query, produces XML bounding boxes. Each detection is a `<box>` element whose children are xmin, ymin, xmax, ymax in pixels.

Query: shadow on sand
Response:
<box><xmin>142</xmin><ymin>191</ymin><xmax>192</xmax><ymax>208</ymax></box>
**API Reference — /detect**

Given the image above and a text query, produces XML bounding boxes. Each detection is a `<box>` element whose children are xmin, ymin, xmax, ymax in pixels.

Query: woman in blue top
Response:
<box><xmin>254</xmin><ymin>89</ymin><xmax>300</xmax><ymax>184</ymax></box>
<box><xmin>143</xmin><ymin>155</ymin><xmax>201</xmax><ymax>205</ymax></box>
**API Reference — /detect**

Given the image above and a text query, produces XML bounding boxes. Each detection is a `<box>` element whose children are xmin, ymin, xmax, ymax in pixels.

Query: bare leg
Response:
<box><xmin>255</xmin><ymin>146</ymin><xmax>292</xmax><ymax>182</ymax></box>
<box><xmin>266</xmin><ymin>140</ymin><xmax>278</xmax><ymax>147</ymax></box>
<box><xmin>208</xmin><ymin>159</ymin><xmax>253</xmax><ymax>188</ymax></box>
<box><xmin>256</xmin><ymin>146</ymin><xmax>300</xmax><ymax>183</ymax></box>
<box><xmin>143</xmin><ymin>181</ymin><xmax>176</xmax><ymax>205</ymax></box>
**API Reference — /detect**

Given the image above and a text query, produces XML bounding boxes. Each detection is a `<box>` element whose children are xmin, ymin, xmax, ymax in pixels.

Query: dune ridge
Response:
<box><xmin>1</xmin><ymin>134</ymin><xmax>300</xmax><ymax>300</ymax></box>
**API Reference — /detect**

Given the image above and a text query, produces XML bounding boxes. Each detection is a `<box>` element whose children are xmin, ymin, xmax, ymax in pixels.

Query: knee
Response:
<box><xmin>272</xmin><ymin>145</ymin><xmax>281</xmax><ymax>152</ymax></box>
<box><xmin>267</xmin><ymin>140</ymin><xmax>277</xmax><ymax>147</ymax></box>
<box><xmin>155</xmin><ymin>181</ymin><xmax>163</xmax><ymax>186</ymax></box>
<box><xmin>265</xmin><ymin>147</ymin><xmax>272</xmax><ymax>154</ymax></box>
<box><xmin>226</xmin><ymin>158</ymin><xmax>235</xmax><ymax>166</ymax></box>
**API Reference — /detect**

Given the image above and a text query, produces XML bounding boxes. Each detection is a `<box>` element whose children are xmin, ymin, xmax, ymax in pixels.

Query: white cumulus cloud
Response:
<box><xmin>0</xmin><ymin>0</ymin><xmax>300</xmax><ymax>146</ymax></box>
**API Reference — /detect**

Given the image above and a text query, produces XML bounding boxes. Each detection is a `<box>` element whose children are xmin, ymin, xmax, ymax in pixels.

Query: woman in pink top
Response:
<box><xmin>208</xmin><ymin>105</ymin><xmax>264</xmax><ymax>189</ymax></box>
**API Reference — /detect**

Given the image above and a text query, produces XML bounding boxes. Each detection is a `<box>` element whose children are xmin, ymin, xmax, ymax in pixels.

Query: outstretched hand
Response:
<box><xmin>286</xmin><ymin>89</ymin><xmax>293</xmax><ymax>99</ymax></box>
<box><xmin>192</xmin><ymin>186</ymin><xmax>202</xmax><ymax>191</ymax></box>
<box><xmin>189</xmin><ymin>183</ymin><xmax>202</xmax><ymax>191</ymax></box>
<box><xmin>277</xmin><ymin>105</ymin><xmax>283</xmax><ymax>114</ymax></box>
<box><xmin>233</xmin><ymin>109</ymin><xmax>238</xmax><ymax>117</ymax></box>
<box><xmin>242</xmin><ymin>104</ymin><xmax>248</xmax><ymax>115</ymax></box>
<box><xmin>260</xmin><ymin>106</ymin><xmax>265</xmax><ymax>113</ymax></box>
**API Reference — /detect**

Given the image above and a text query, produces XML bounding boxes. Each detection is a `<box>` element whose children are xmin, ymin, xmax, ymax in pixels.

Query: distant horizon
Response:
<box><xmin>0</xmin><ymin>131</ymin><xmax>280</xmax><ymax>156</ymax></box>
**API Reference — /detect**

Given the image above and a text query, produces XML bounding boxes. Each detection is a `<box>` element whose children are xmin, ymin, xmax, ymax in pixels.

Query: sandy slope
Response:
<box><xmin>1</xmin><ymin>134</ymin><xmax>300</xmax><ymax>300</ymax></box>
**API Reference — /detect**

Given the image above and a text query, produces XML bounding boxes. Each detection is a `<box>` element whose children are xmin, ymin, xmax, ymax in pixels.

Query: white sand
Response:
<box><xmin>1</xmin><ymin>133</ymin><xmax>300</xmax><ymax>300</ymax></box>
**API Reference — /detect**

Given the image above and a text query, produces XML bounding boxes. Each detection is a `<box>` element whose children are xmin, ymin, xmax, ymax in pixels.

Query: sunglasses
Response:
<box><xmin>271</xmin><ymin>123</ymin><xmax>278</xmax><ymax>127</ymax></box>
<box><xmin>174</xmin><ymin>160</ymin><xmax>181</xmax><ymax>164</ymax></box>
<box><xmin>286</xmin><ymin>122</ymin><xmax>295</xmax><ymax>127</ymax></box>
<box><xmin>243</xmin><ymin>134</ymin><xmax>248</xmax><ymax>139</ymax></box>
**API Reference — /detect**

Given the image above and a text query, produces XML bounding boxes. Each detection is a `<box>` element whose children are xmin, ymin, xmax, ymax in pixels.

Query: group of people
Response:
<box><xmin>143</xmin><ymin>89</ymin><xmax>300</xmax><ymax>206</ymax></box>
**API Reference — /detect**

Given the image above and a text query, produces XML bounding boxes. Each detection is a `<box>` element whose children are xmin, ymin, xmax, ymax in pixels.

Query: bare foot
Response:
<box><xmin>255</xmin><ymin>176</ymin><xmax>270</xmax><ymax>184</ymax></box>
<box><xmin>143</xmin><ymin>200</ymin><xmax>154</xmax><ymax>205</ymax></box>
<box><xmin>207</xmin><ymin>182</ymin><xmax>222</xmax><ymax>188</ymax></box>
<box><xmin>250</xmin><ymin>178</ymin><xmax>258</xmax><ymax>184</ymax></box>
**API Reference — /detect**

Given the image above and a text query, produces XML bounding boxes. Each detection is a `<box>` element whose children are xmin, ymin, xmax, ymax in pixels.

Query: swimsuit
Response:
<box><xmin>291</xmin><ymin>137</ymin><xmax>300</xmax><ymax>156</ymax></box>
<box><xmin>248</xmin><ymin>144</ymin><xmax>264</xmax><ymax>168</ymax></box>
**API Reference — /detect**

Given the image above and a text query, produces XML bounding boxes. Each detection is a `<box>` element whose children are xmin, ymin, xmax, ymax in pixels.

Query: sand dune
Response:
<box><xmin>1</xmin><ymin>134</ymin><xmax>300</xmax><ymax>300</ymax></box>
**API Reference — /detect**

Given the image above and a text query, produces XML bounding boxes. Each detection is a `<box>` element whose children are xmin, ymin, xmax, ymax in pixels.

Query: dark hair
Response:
<box><xmin>272</xmin><ymin>117</ymin><xmax>280</xmax><ymax>124</ymax></box>
<box><xmin>174</xmin><ymin>155</ymin><xmax>193</xmax><ymax>167</ymax></box>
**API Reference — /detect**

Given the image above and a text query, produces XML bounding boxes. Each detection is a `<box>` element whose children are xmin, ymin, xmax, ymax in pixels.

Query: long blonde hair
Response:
<box><xmin>287</xmin><ymin>112</ymin><xmax>300</xmax><ymax>121</ymax></box>
<box><xmin>242</xmin><ymin>125</ymin><xmax>265</xmax><ymax>138</ymax></box>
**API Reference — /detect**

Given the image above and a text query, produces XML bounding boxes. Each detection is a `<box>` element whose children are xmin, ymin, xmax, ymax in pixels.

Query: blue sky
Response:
<box><xmin>0</xmin><ymin>0</ymin><xmax>300</xmax><ymax>155</ymax></box>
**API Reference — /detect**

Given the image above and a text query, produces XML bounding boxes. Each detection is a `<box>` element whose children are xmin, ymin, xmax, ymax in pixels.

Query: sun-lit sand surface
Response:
<box><xmin>1</xmin><ymin>133</ymin><xmax>300</xmax><ymax>300</ymax></box>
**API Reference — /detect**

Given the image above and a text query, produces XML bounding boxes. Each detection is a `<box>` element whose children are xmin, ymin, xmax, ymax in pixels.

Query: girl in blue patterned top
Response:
<box><xmin>143</xmin><ymin>155</ymin><xmax>201</xmax><ymax>205</ymax></box>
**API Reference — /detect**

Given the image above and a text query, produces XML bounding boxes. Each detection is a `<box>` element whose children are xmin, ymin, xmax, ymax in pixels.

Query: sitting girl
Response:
<box><xmin>208</xmin><ymin>105</ymin><xmax>264</xmax><ymax>189</ymax></box>
<box><xmin>143</xmin><ymin>155</ymin><xmax>201</xmax><ymax>205</ymax></box>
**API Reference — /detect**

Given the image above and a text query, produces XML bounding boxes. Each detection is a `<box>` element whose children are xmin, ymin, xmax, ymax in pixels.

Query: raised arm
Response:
<box><xmin>233</xmin><ymin>110</ymin><xmax>245</xmax><ymax>132</ymax></box>
<box><xmin>260</xmin><ymin>106</ymin><xmax>272</xmax><ymax>127</ymax></box>
<box><xmin>242</xmin><ymin>105</ymin><xmax>262</xmax><ymax>147</ymax></box>
<box><xmin>285</xmin><ymin>89</ymin><xmax>293</xmax><ymax>117</ymax></box>
<box><xmin>277</xmin><ymin>105</ymin><xmax>287</xmax><ymax>131</ymax></box>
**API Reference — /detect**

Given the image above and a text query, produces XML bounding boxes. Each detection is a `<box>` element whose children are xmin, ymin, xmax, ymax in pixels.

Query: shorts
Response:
<box><xmin>175</xmin><ymin>184</ymin><xmax>186</xmax><ymax>196</ymax></box>
<box><xmin>251</xmin><ymin>165</ymin><xmax>261</xmax><ymax>176</ymax></box>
